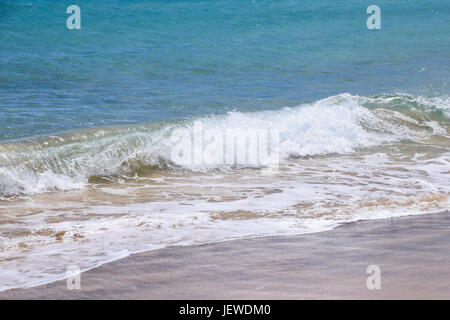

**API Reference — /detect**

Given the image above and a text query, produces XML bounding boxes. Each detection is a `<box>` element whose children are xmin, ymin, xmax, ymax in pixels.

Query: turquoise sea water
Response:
<box><xmin>0</xmin><ymin>1</ymin><xmax>449</xmax><ymax>290</ymax></box>
<box><xmin>1</xmin><ymin>0</ymin><xmax>449</xmax><ymax>141</ymax></box>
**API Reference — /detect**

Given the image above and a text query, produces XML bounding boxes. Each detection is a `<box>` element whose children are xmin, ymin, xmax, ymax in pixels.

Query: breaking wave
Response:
<box><xmin>0</xmin><ymin>93</ymin><xmax>448</xmax><ymax>196</ymax></box>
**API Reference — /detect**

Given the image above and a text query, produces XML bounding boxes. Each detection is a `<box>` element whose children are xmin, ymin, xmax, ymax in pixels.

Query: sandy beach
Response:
<box><xmin>2</xmin><ymin>0</ymin><xmax>449</xmax><ymax>303</ymax></box>
<box><xmin>0</xmin><ymin>211</ymin><xmax>449</xmax><ymax>300</ymax></box>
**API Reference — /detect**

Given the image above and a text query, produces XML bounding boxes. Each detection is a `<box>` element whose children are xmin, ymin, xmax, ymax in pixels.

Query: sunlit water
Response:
<box><xmin>0</xmin><ymin>0</ymin><xmax>449</xmax><ymax>290</ymax></box>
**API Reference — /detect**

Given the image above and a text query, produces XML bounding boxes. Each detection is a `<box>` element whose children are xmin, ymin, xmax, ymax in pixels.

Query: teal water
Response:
<box><xmin>1</xmin><ymin>0</ymin><xmax>449</xmax><ymax>141</ymax></box>
<box><xmin>1</xmin><ymin>0</ymin><xmax>450</xmax><ymax>291</ymax></box>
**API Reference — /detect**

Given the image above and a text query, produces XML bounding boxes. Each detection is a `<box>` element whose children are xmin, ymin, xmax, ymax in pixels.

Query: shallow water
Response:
<box><xmin>0</xmin><ymin>0</ymin><xmax>449</xmax><ymax>290</ymax></box>
<box><xmin>0</xmin><ymin>93</ymin><xmax>449</xmax><ymax>290</ymax></box>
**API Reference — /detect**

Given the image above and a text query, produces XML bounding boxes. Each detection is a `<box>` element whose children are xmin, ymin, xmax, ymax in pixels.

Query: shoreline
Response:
<box><xmin>1</xmin><ymin>211</ymin><xmax>449</xmax><ymax>299</ymax></box>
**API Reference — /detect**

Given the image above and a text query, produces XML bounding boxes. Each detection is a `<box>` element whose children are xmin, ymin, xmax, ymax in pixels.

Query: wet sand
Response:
<box><xmin>0</xmin><ymin>211</ymin><xmax>449</xmax><ymax>299</ymax></box>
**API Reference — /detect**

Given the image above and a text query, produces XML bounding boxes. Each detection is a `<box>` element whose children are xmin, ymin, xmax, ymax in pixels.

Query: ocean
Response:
<box><xmin>0</xmin><ymin>0</ymin><xmax>449</xmax><ymax>290</ymax></box>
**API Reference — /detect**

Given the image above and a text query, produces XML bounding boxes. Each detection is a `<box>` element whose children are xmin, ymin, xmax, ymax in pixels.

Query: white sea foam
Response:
<box><xmin>0</xmin><ymin>93</ymin><xmax>447</xmax><ymax>197</ymax></box>
<box><xmin>0</xmin><ymin>93</ymin><xmax>449</xmax><ymax>291</ymax></box>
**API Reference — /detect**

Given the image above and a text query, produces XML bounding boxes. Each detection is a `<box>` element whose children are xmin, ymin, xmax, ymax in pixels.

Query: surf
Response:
<box><xmin>0</xmin><ymin>93</ymin><xmax>448</xmax><ymax>197</ymax></box>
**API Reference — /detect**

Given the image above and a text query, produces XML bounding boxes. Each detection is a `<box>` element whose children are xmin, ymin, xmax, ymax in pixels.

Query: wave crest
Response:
<box><xmin>0</xmin><ymin>93</ymin><xmax>448</xmax><ymax>196</ymax></box>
